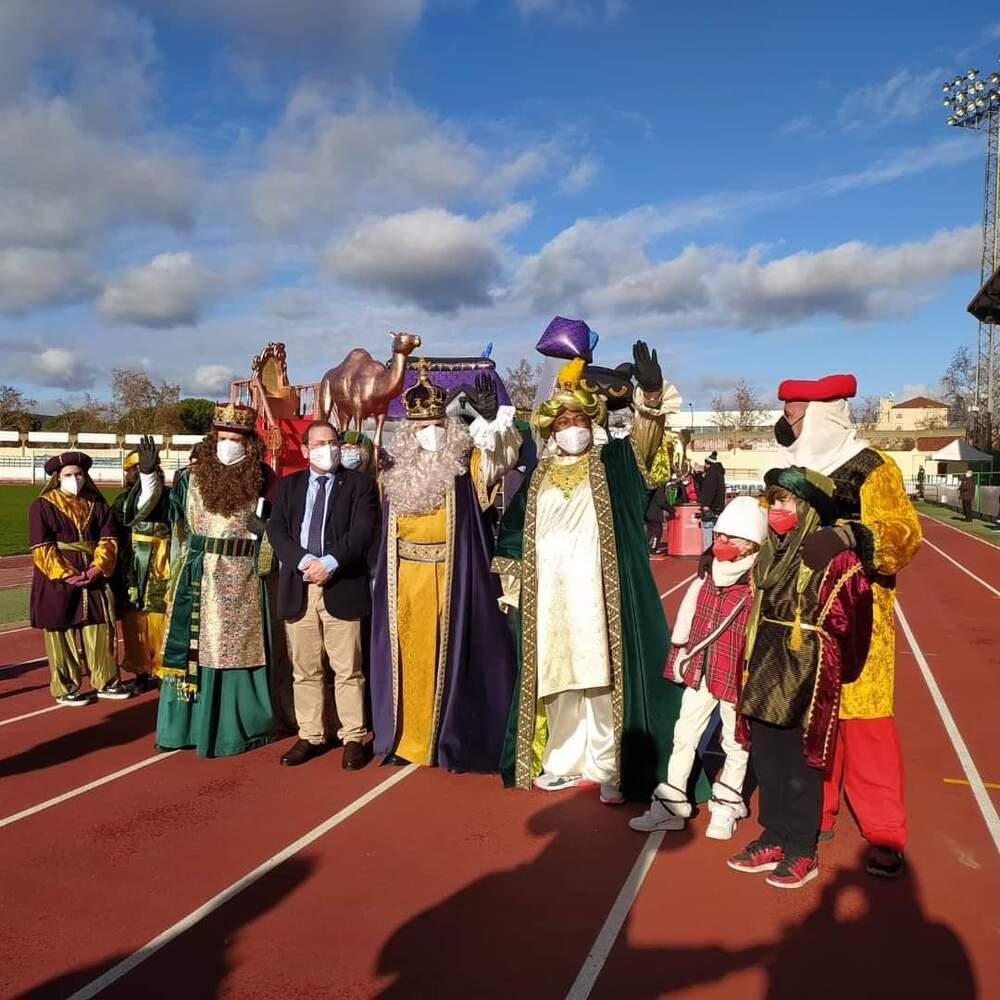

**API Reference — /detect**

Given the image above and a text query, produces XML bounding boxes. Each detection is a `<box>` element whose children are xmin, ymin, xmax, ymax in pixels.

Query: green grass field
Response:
<box><xmin>915</xmin><ymin>501</ymin><xmax>1000</xmax><ymax>548</ymax></box>
<box><xmin>0</xmin><ymin>484</ymin><xmax>122</xmax><ymax>556</ymax></box>
<box><xmin>0</xmin><ymin>586</ymin><xmax>29</xmax><ymax>626</ymax></box>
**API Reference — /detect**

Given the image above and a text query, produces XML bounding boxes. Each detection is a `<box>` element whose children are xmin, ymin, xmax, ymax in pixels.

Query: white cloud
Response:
<box><xmin>153</xmin><ymin>0</ymin><xmax>424</xmax><ymax>79</ymax></box>
<box><xmin>780</xmin><ymin>116</ymin><xmax>814</xmax><ymax>136</ymax></box>
<box><xmin>514</xmin><ymin>0</ymin><xmax>628</xmax><ymax>23</ymax></box>
<box><xmin>0</xmin><ymin>249</ymin><xmax>96</xmax><ymax>314</ymax></box>
<box><xmin>190</xmin><ymin>364</ymin><xmax>236</xmax><ymax>395</ymax></box>
<box><xmin>2</xmin><ymin>345</ymin><xmax>98</xmax><ymax>389</ymax></box>
<box><xmin>324</xmin><ymin>205</ymin><xmax>531</xmax><ymax>313</ymax></box>
<box><xmin>98</xmin><ymin>253</ymin><xmax>220</xmax><ymax>328</ymax></box>
<box><xmin>263</xmin><ymin>289</ymin><xmax>322</xmax><ymax>321</ymax></box>
<box><xmin>837</xmin><ymin>67</ymin><xmax>944</xmax><ymax>133</ymax></box>
<box><xmin>559</xmin><ymin>156</ymin><xmax>601</xmax><ymax>194</ymax></box>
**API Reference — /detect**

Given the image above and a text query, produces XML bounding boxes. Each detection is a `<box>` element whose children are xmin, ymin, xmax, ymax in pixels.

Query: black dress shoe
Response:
<box><xmin>383</xmin><ymin>754</ymin><xmax>410</xmax><ymax>767</ymax></box>
<box><xmin>280</xmin><ymin>739</ymin><xmax>321</xmax><ymax>766</ymax></box>
<box><xmin>866</xmin><ymin>845</ymin><xmax>905</xmax><ymax>878</ymax></box>
<box><xmin>342</xmin><ymin>741</ymin><xmax>371</xmax><ymax>771</ymax></box>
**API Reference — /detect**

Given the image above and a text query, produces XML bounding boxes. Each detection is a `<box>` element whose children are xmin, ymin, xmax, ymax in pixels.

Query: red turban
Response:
<box><xmin>777</xmin><ymin>374</ymin><xmax>858</xmax><ymax>403</ymax></box>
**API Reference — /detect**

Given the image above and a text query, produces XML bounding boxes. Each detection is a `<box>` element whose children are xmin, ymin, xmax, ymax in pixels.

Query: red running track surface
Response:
<box><xmin>0</xmin><ymin>549</ymin><xmax>996</xmax><ymax>999</ymax></box>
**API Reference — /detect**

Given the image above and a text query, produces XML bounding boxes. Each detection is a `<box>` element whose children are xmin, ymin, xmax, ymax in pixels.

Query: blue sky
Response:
<box><xmin>1</xmin><ymin>0</ymin><xmax>997</xmax><ymax>411</ymax></box>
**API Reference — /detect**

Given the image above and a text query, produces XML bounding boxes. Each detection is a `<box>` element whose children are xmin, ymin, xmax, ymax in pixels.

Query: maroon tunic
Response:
<box><xmin>29</xmin><ymin>490</ymin><xmax>118</xmax><ymax>631</ymax></box>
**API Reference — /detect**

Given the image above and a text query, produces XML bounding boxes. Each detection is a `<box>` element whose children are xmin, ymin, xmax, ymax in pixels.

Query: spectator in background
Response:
<box><xmin>958</xmin><ymin>471</ymin><xmax>975</xmax><ymax>522</ymax></box>
<box><xmin>699</xmin><ymin>451</ymin><xmax>727</xmax><ymax>549</ymax></box>
<box><xmin>645</xmin><ymin>484</ymin><xmax>670</xmax><ymax>554</ymax></box>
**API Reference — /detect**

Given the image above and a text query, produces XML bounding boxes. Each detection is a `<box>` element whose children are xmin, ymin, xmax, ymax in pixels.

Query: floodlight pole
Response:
<box><xmin>941</xmin><ymin>64</ymin><xmax>1000</xmax><ymax>448</ymax></box>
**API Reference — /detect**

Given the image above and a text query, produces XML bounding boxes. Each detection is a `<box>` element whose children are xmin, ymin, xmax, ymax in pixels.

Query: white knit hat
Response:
<box><xmin>714</xmin><ymin>495</ymin><xmax>768</xmax><ymax>544</ymax></box>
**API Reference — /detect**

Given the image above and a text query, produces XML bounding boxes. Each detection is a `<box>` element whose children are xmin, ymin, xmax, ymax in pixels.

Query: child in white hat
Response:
<box><xmin>630</xmin><ymin>495</ymin><xmax>767</xmax><ymax>839</ymax></box>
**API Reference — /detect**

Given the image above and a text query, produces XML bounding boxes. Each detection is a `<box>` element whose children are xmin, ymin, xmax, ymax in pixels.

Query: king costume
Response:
<box><xmin>776</xmin><ymin>374</ymin><xmax>921</xmax><ymax>876</ymax></box>
<box><xmin>494</xmin><ymin>338</ymin><xmax>681</xmax><ymax>803</ymax></box>
<box><xmin>29</xmin><ymin>451</ymin><xmax>129</xmax><ymax>704</ymax></box>
<box><xmin>370</xmin><ymin>363</ymin><xmax>522</xmax><ymax>772</ymax></box>
<box><xmin>155</xmin><ymin>403</ymin><xmax>276</xmax><ymax>757</ymax></box>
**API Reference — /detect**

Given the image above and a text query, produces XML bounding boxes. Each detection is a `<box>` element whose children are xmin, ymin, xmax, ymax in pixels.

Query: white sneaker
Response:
<box><xmin>533</xmin><ymin>772</ymin><xmax>583</xmax><ymax>792</ymax></box>
<box><xmin>705</xmin><ymin>788</ymin><xmax>748</xmax><ymax>840</ymax></box>
<box><xmin>628</xmin><ymin>797</ymin><xmax>687</xmax><ymax>832</ymax></box>
<box><xmin>600</xmin><ymin>783</ymin><xmax>625</xmax><ymax>806</ymax></box>
<box><xmin>56</xmin><ymin>691</ymin><xmax>94</xmax><ymax>708</ymax></box>
<box><xmin>96</xmin><ymin>680</ymin><xmax>132</xmax><ymax>701</ymax></box>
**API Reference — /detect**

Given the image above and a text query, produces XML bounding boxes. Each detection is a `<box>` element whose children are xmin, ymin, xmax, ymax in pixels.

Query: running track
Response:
<box><xmin>0</xmin><ymin>515</ymin><xmax>996</xmax><ymax>999</ymax></box>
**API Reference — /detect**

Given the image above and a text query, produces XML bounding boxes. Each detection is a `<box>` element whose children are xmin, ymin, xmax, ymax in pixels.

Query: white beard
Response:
<box><xmin>782</xmin><ymin>399</ymin><xmax>868</xmax><ymax>476</ymax></box>
<box><xmin>382</xmin><ymin>420</ymin><xmax>472</xmax><ymax>514</ymax></box>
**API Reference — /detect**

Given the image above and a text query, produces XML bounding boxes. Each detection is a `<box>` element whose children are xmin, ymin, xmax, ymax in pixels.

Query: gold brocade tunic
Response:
<box><xmin>395</xmin><ymin>506</ymin><xmax>448</xmax><ymax>765</ymax></box>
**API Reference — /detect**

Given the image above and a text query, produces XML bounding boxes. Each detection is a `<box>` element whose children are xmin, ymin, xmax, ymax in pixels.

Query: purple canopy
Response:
<box><xmin>386</xmin><ymin>357</ymin><xmax>511</xmax><ymax>420</ymax></box>
<box><xmin>535</xmin><ymin>316</ymin><xmax>594</xmax><ymax>362</ymax></box>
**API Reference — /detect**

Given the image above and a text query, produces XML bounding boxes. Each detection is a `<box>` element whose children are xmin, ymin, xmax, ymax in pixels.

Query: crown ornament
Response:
<box><xmin>402</xmin><ymin>358</ymin><xmax>447</xmax><ymax>421</ymax></box>
<box><xmin>213</xmin><ymin>401</ymin><xmax>257</xmax><ymax>433</ymax></box>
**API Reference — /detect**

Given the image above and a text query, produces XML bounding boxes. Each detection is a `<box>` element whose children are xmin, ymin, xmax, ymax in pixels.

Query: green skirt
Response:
<box><xmin>156</xmin><ymin>665</ymin><xmax>275</xmax><ymax>758</ymax></box>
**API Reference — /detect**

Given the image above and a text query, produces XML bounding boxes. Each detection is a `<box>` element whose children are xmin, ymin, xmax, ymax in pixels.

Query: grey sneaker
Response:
<box><xmin>97</xmin><ymin>680</ymin><xmax>132</xmax><ymax>700</ymax></box>
<box><xmin>57</xmin><ymin>691</ymin><xmax>94</xmax><ymax>707</ymax></box>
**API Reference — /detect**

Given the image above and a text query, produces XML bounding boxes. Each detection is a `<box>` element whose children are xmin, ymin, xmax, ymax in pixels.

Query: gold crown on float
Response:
<box><xmin>402</xmin><ymin>358</ymin><xmax>447</xmax><ymax>421</ymax></box>
<box><xmin>213</xmin><ymin>401</ymin><xmax>257</xmax><ymax>432</ymax></box>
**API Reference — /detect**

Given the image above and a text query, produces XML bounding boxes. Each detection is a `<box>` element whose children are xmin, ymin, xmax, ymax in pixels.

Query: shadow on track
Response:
<box><xmin>0</xmin><ymin>683</ymin><xmax>49</xmax><ymax>701</ymax></box>
<box><xmin>12</xmin><ymin>856</ymin><xmax>315</xmax><ymax>1000</ymax></box>
<box><xmin>377</xmin><ymin>812</ymin><xmax>976</xmax><ymax>1000</ymax></box>
<box><xmin>0</xmin><ymin>696</ymin><xmax>158</xmax><ymax>779</ymax></box>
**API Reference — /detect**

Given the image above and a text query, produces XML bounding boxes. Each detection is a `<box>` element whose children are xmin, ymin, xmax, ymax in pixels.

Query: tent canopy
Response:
<box><xmin>930</xmin><ymin>438</ymin><xmax>993</xmax><ymax>463</ymax></box>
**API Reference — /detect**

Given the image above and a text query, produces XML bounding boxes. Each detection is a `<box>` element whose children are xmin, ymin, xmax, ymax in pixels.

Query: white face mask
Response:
<box><xmin>554</xmin><ymin>425</ymin><xmax>592</xmax><ymax>455</ymax></box>
<box><xmin>216</xmin><ymin>439</ymin><xmax>246</xmax><ymax>466</ymax></box>
<box><xmin>341</xmin><ymin>449</ymin><xmax>362</xmax><ymax>470</ymax></box>
<box><xmin>60</xmin><ymin>475</ymin><xmax>83</xmax><ymax>496</ymax></box>
<box><xmin>308</xmin><ymin>443</ymin><xmax>340</xmax><ymax>472</ymax></box>
<box><xmin>415</xmin><ymin>424</ymin><xmax>447</xmax><ymax>453</ymax></box>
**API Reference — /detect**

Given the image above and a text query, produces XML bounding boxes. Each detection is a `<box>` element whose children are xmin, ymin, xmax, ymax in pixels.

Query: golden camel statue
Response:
<box><xmin>317</xmin><ymin>332</ymin><xmax>422</xmax><ymax>446</ymax></box>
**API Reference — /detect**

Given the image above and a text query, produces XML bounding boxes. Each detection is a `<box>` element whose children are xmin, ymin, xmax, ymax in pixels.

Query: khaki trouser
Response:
<box><xmin>44</xmin><ymin>625</ymin><xmax>120</xmax><ymax>699</ymax></box>
<box><xmin>284</xmin><ymin>584</ymin><xmax>366</xmax><ymax>745</ymax></box>
<box><xmin>121</xmin><ymin>609</ymin><xmax>166</xmax><ymax>676</ymax></box>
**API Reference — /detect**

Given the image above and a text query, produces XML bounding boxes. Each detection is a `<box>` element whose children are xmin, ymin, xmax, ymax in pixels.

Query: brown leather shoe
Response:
<box><xmin>280</xmin><ymin>739</ymin><xmax>321</xmax><ymax>766</ymax></box>
<box><xmin>342</xmin><ymin>741</ymin><xmax>370</xmax><ymax>771</ymax></box>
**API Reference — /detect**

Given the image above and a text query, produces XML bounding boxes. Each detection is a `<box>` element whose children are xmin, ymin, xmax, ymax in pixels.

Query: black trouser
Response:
<box><xmin>645</xmin><ymin>520</ymin><xmax>663</xmax><ymax>552</ymax></box>
<box><xmin>749</xmin><ymin>719</ymin><xmax>821</xmax><ymax>858</ymax></box>
<box><xmin>962</xmin><ymin>499</ymin><xmax>973</xmax><ymax>521</ymax></box>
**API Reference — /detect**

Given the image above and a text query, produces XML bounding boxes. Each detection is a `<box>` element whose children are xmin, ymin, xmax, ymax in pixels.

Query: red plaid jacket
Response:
<box><xmin>666</xmin><ymin>578</ymin><xmax>751</xmax><ymax>704</ymax></box>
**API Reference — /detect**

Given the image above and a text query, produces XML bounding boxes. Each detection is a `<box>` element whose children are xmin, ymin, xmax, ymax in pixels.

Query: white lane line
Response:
<box><xmin>896</xmin><ymin>600</ymin><xmax>1000</xmax><ymax>854</ymax></box>
<box><xmin>0</xmin><ymin>751</ymin><xmax>181</xmax><ymax>829</ymax></box>
<box><xmin>659</xmin><ymin>574</ymin><xmax>695</xmax><ymax>600</ymax></box>
<box><xmin>0</xmin><ymin>655</ymin><xmax>47</xmax><ymax>674</ymax></box>
<box><xmin>67</xmin><ymin>764</ymin><xmax>419</xmax><ymax>1000</ymax></box>
<box><xmin>0</xmin><ymin>703</ymin><xmax>61</xmax><ymax>728</ymax></box>
<box><xmin>565</xmin><ymin>830</ymin><xmax>665</xmax><ymax>1000</ymax></box>
<box><xmin>918</xmin><ymin>511</ymin><xmax>1000</xmax><ymax>552</ymax></box>
<box><xmin>0</xmin><ymin>625</ymin><xmax>35</xmax><ymax>636</ymax></box>
<box><xmin>919</xmin><ymin>535</ymin><xmax>1000</xmax><ymax>599</ymax></box>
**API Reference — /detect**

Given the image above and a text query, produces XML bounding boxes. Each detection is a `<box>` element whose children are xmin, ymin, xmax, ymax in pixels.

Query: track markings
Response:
<box><xmin>896</xmin><ymin>600</ymin><xmax>1000</xmax><ymax>854</ymax></box>
<box><xmin>0</xmin><ymin>703</ymin><xmax>60</xmax><ymax>727</ymax></box>
<box><xmin>0</xmin><ymin>751</ymin><xmax>182</xmax><ymax>829</ymax></box>
<box><xmin>918</xmin><ymin>511</ymin><xmax>1000</xmax><ymax>551</ymax></box>
<box><xmin>659</xmin><ymin>574</ymin><xmax>695</xmax><ymax>600</ymax></box>
<box><xmin>565</xmin><ymin>830</ymin><xmax>665</xmax><ymax>1000</ymax></box>
<box><xmin>944</xmin><ymin>777</ymin><xmax>1000</xmax><ymax>791</ymax></box>
<box><xmin>918</xmin><ymin>536</ymin><xmax>1000</xmax><ymax>598</ymax></box>
<box><xmin>0</xmin><ymin>655</ymin><xmax>47</xmax><ymax>674</ymax></box>
<box><xmin>66</xmin><ymin>764</ymin><xmax>419</xmax><ymax>1000</ymax></box>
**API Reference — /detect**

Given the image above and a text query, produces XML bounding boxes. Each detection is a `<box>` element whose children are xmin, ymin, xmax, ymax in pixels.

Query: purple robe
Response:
<box><xmin>370</xmin><ymin>474</ymin><xmax>516</xmax><ymax>773</ymax></box>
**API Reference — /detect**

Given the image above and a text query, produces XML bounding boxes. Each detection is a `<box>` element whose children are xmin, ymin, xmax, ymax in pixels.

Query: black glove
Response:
<box><xmin>801</xmin><ymin>526</ymin><xmax>853</xmax><ymax>572</ymax></box>
<box><xmin>697</xmin><ymin>545</ymin><xmax>714</xmax><ymax>579</ymax></box>
<box><xmin>247</xmin><ymin>513</ymin><xmax>268</xmax><ymax>537</ymax></box>
<box><xmin>632</xmin><ymin>341</ymin><xmax>662</xmax><ymax>393</ymax></box>
<box><xmin>472</xmin><ymin>373</ymin><xmax>499</xmax><ymax>422</ymax></box>
<box><xmin>137</xmin><ymin>434</ymin><xmax>159</xmax><ymax>474</ymax></box>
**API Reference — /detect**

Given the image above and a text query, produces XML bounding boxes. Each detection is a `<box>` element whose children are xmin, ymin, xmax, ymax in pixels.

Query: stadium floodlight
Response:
<box><xmin>976</xmin><ymin>80</ymin><xmax>986</xmax><ymax>92</ymax></box>
<box><xmin>967</xmin><ymin>68</ymin><xmax>979</xmax><ymax>79</ymax></box>
<box><xmin>947</xmin><ymin>115</ymin><xmax>957</xmax><ymax>125</ymax></box>
<box><xmin>991</xmin><ymin>72</ymin><xmax>1000</xmax><ymax>84</ymax></box>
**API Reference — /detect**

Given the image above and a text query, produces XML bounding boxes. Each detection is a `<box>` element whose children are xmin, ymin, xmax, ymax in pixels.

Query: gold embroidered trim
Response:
<box><xmin>546</xmin><ymin>457</ymin><xmax>588</xmax><ymax>499</ymax></box>
<box><xmin>629</xmin><ymin>434</ymin><xmax>657</xmax><ymax>491</ymax></box>
<box><xmin>398</xmin><ymin>539</ymin><xmax>447</xmax><ymax>563</ymax></box>
<box><xmin>514</xmin><ymin>457</ymin><xmax>547</xmax><ymax>789</ymax></box>
<box><xmin>589</xmin><ymin>447</ymin><xmax>624</xmax><ymax>780</ymax></box>
<box><xmin>386</xmin><ymin>503</ymin><xmax>401</xmax><ymax>750</ymax></box>
<box><xmin>428</xmin><ymin>481</ymin><xmax>457</xmax><ymax>763</ymax></box>
<box><xmin>490</xmin><ymin>556</ymin><xmax>521</xmax><ymax>579</ymax></box>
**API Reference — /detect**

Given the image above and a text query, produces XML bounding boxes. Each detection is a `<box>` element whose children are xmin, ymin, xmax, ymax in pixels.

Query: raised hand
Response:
<box><xmin>138</xmin><ymin>434</ymin><xmax>160</xmax><ymax>474</ymax></box>
<box><xmin>632</xmin><ymin>341</ymin><xmax>662</xmax><ymax>392</ymax></box>
<box><xmin>473</xmin><ymin>373</ymin><xmax>499</xmax><ymax>421</ymax></box>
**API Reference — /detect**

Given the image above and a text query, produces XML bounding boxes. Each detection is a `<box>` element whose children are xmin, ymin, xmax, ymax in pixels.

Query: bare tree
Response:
<box><xmin>709</xmin><ymin>394</ymin><xmax>735</xmax><ymax>432</ymax></box>
<box><xmin>111</xmin><ymin>367</ymin><xmax>181</xmax><ymax>433</ymax></box>
<box><xmin>504</xmin><ymin>358</ymin><xmax>543</xmax><ymax>411</ymax></box>
<box><xmin>940</xmin><ymin>344</ymin><xmax>976</xmax><ymax>424</ymax></box>
<box><xmin>850</xmin><ymin>395</ymin><xmax>882</xmax><ymax>433</ymax></box>
<box><xmin>732</xmin><ymin>379</ymin><xmax>767</xmax><ymax>431</ymax></box>
<box><xmin>45</xmin><ymin>394</ymin><xmax>115</xmax><ymax>433</ymax></box>
<box><xmin>0</xmin><ymin>384</ymin><xmax>38</xmax><ymax>432</ymax></box>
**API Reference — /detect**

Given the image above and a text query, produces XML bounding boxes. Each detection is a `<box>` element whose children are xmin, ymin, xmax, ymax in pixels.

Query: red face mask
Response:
<box><xmin>768</xmin><ymin>507</ymin><xmax>799</xmax><ymax>535</ymax></box>
<box><xmin>712</xmin><ymin>538</ymin><xmax>744</xmax><ymax>562</ymax></box>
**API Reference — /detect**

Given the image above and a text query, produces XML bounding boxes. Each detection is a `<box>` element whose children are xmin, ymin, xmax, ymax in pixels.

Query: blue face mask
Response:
<box><xmin>341</xmin><ymin>449</ymin><xmax>362</xmax><ymax>470</ymax></box>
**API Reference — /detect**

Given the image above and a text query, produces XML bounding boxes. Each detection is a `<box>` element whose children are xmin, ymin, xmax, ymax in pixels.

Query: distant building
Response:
<box><xmin>675</xmin><ymin>409</ymin><xmax>783</xmax><ymax>433</ymax></box>
<box><xmin>878</xmin><ymin>396</ymin><xmax>949</xmax><ymax>432</ymax></box>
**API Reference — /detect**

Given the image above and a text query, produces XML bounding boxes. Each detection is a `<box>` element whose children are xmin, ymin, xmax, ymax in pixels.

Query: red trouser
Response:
<box><xmin>822</xmin><ymin>717</ymin><xmax>907</xmax><ymax>851</ymax></box>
